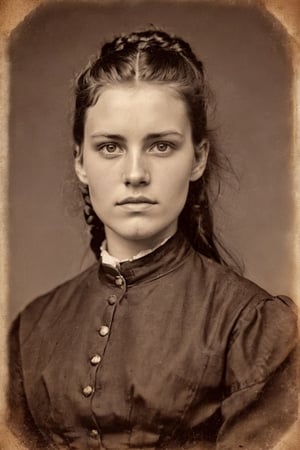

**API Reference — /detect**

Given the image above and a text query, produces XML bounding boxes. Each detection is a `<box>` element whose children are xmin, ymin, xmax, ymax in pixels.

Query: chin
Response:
<box><xmin>122</xmin><ymin>229</ymin><xmax>159</xmax><ymax>242</ymax></box>
<box><xmin>123</xmin><ymin>224</ymin><xmax>175</xmax><ymax>245</ymax></box>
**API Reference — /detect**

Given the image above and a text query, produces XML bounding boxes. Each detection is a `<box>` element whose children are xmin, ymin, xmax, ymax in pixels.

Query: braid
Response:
<box><xmin>100</xmin><ymin>30</ymin><xmax>204</xmax><ymax>78</ymax></box>
<box><xmin>80</xmin><ymin>184</ymin><xmax>104</xmax><ymax>260</ymax></box>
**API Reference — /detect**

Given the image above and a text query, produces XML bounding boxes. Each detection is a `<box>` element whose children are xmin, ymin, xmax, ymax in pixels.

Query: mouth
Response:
<box><xmin>117</xmin><ymin>196</ymin><xmax>157</xmax><ymax>206</ymax></box>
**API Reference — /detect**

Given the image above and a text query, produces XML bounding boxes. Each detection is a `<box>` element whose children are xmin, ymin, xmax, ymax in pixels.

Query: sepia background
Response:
<box><xmin>7</xmin><ymin>0</ymin><xmax>295</xmax><ymax>320</ymax></box>
<box><xmin>0</xmin><ymin>1</ymin><xmax>299</xmax><ymax>448</ymax></box>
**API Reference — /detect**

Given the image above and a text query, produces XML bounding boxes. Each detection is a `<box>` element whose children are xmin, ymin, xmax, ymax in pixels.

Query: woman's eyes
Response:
<box><xmin>95</xmin><ymin>141</ymin><xmax>175</xmax><ymax>157</ymax></box>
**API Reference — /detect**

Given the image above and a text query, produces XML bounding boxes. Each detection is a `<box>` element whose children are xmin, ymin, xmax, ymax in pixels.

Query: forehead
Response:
<box><xmin>84</xmin><ymin>83</ymin><xmax>191</xmax><ymax>135</ymax></box>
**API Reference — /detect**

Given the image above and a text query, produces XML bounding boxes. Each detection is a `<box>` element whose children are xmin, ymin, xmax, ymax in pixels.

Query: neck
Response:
<box><xmin>104</xmin><ymin>226</ymin><xmax>177</xmax><ymax>260</ymax></box>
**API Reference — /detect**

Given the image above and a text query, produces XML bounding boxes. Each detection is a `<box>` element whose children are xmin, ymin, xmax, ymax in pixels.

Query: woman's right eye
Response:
<box><xmin>96</xmin><ymin>143</ymin><xmax>123</xmax><ymax>157</ymax></box>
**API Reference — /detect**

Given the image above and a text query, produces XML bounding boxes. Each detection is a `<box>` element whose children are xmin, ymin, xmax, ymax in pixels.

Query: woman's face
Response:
<box><xmin>75</xmin><ymin>83</ymin><xmax>208</xmax><ymax>257</ymax></box>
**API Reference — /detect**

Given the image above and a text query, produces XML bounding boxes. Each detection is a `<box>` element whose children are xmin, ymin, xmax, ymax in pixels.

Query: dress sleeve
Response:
<box><xmin>6</xmin><ymin>315</ymin><xmax>54</xmax><ymax>449</ymax></box>
<box><xmin>217</xmin><ymin>295</ymin><xmax>298</xmax><ymax>450</ymax></box>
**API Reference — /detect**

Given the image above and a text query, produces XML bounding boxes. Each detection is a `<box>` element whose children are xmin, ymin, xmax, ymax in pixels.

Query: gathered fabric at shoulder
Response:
<box><xmin>225</xmin><ymin>294</ymin><xmax>298</xmax><ymax>393</ymax></box>
<box><xmin>217</xmin><ymin>294</ymin><xmax>298</xmax><ymax>450</ymax></box>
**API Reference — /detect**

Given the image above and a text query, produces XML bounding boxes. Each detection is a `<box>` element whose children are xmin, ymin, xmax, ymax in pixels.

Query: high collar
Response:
<box><xmin>100</xmin><ymin>234</ymin><xmax>173</xmax><ymax>268</ymax></box>
<box><xmin>98</xmin><ymin>231</ymin><xmax>193</xmax><ymax>286</ymax></box>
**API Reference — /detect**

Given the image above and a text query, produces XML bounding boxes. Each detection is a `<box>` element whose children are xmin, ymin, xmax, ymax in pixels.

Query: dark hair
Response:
<box><xmin>73</xmin><ymin>29</ymin><xmax>228</xmax><ymax>264</ymax></box>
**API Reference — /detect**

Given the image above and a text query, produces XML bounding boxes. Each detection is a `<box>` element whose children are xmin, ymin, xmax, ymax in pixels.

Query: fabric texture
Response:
<box><xmin>7</xmin><ymin>232</ymin><xmax>298</xmax><ymax>449</ymax></box>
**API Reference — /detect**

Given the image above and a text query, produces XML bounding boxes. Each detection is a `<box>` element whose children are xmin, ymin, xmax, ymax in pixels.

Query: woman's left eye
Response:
<box><xmin>150</xmin><ymin>142</ymin><xmax>173</xmax><ymax>154</ymax></box>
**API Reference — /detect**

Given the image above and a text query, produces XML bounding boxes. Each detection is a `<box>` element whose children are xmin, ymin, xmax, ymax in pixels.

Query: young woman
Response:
<box><xmin>7</xmin><ymin>30</ymin><xmax>298</xmax><ymax>450</ymax></box>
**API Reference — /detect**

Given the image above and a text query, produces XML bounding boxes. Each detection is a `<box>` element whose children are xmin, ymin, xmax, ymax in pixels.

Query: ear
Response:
<box><xmin>190</xmin><ymin>139</ymin><xmax>209</xmax><ymax>182</ymax></box>
<box><xmin>74</xmin><ymin>145</ymin><xmax>89</xmax><ymax>185</ymax></box>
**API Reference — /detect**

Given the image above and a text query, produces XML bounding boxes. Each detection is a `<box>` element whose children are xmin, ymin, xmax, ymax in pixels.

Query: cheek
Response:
<box><xmin>85</xmin><ymin>176</ymin><xmax>110</xmax><ymax>214</ymax></box>
<box><xmin>163</xmin><ymin>163</ymin><xmax>192</xmax><ymax>199</ymax></box>
<box><xmin>83</xmin><ymin>162</ymin><xmax>109</xmax><ymax>196</ymax></box>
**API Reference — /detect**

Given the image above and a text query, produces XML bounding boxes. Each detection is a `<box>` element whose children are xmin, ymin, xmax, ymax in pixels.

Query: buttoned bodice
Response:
<box><xmin>9</xmin><ymin>233</ymin><xmax>298</xmax><ymax>449</ymax></box>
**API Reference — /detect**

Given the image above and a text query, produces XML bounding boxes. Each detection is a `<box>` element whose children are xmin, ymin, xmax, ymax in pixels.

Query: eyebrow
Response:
<box><xmin>91</xmin><ymin>133</ymin><xmax>125</xmax><ymax>141</ymax></box>
<box><xmin>90</xmin><ymin>131</ymin><xmax>183</xmax><ymax>142</ymax></box>
<box><xmin>144</xmin><ymin>132</ymin><xmax>183</xmax><ymax>140</ymax></box>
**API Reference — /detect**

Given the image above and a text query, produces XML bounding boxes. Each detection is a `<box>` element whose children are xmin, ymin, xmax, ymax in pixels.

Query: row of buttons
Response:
<box><xmin>82</xmin><ymin>293</ymin><xmax>119</xmax><ymax>396</ymax></box>
<box><xmin>85</xmin><ymin>277</ymin><xmax>124</xmax><ymax>441</ymax></box>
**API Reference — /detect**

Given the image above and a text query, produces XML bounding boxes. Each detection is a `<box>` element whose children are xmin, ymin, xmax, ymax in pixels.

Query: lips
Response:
<box><xmin>117</xmin><ymin>196</ymin><xmax>157</xmax><ymax>205</ymax></box>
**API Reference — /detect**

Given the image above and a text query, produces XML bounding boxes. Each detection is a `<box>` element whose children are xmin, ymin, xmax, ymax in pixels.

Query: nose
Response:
<box><xmin>122</xmin><ymin>152</ymin><xmax>150</xmax><ymax>187</ymax></box>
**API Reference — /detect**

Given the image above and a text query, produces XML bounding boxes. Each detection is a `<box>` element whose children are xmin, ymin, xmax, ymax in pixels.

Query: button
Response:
<box><xmin>52</xmin><ymin>433</ymin><xmax>65</xmax><ymax>445</ymax></box>
<box><xmin>89</xmin><ymin>429</ymin><xmax>99</xmax><ymax>439</ymax></box>
<box><xmin>115</xmin><ymin>276</ymin><xmax>124</xmax><ymax>287</ymax></box>
<box><xmin>82</xmin><ymin>385</ymin><xmax>93</xmax><ymax>397</ymax></box>
<box><xmin>90</xmin><ymin>354</ymin><xmax>101</xmax><ymax>365</ymax></box>
<box><xmin>107</xmin><ymin>294</ymin><xmax>117</xmax><ymax>305</ymax></box>
<box><xmin>99</xmin><ymin>325</ymin><xmax>109</xmax><ymax>337</ymax></box>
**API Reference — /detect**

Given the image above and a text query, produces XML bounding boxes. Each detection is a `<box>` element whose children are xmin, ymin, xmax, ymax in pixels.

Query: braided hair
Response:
<box><xmin>73</xmin><ymin>29</ymin><xmax>227</xmax><ymax>264</ymax></box>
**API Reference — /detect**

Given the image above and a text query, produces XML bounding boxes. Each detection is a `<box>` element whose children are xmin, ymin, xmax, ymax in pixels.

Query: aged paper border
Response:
<box><xmin>0</xmin><ymin>0</ymin><xmax>299</xmax><ymax>447</ymax></box>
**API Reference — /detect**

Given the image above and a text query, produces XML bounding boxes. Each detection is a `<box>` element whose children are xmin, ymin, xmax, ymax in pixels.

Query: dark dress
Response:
<box><xmin>8</xmin><ymin>232</ymin><xmax>298</xmax><ymax>449</ymax></box>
